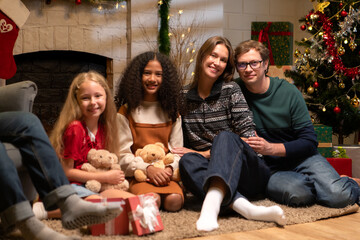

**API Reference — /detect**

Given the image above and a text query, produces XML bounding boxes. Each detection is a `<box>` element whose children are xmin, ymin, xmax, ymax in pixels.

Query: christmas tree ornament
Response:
<box><xmin>333</xmin><ymin>106</ymin><xmax>341</xmax><ymax>114</ymax></box>
<box><xmin>322</xmin><ymin>106</ymin><xmax>326</xmax><ymax>112</ymax></box>
<box><xmin>307</xmin><ymin>86</ymin><xmax>314</xmax><ymax>94</ymax></box>
<box><xmin>349</xmin><ymin>39</ymin><xmax>357</xmax><ymax>51</ymax></box>
<box><xmin>340</xmin><ymin>10</ymin><xmax>348</xmax><ymax>17</ymax></box>
<box><xmin>343</xmin><ymin>38</ymin><xmax>348</xmax><ymax>44</ymax></box>
<box><xmin>339</xmin><ymin>81</ymin><xmax>345</xmax><ymax>89</ymax></box>
<box><xmin>300</xmin><ymin>63</ymin><xmax>315</xmax><ymax>78</ymax></box>
<box><xmin>308</xmin><ymin>25</ymin><xmax>313</xmax><ymax>31</ymax></box>
<box><xmin>350</xmin><ymin>96</ymin><xmax>360</xmax><ymax>108</ymax></box>
<box><xmin>315</xmin><ymin>2</ymin><xmax>330</xmax><ymax>13</ymax></box>
<box><xmin>75</xmin><ymin>0</ymin><xmax>81</xmax><ymax>5</ymax></box>
<box><xmin>313</xmin><ymin>81</ymin><xmax>319</xmax><ymax>88</ymax></box>
<box><xmin>337</xmin><ymin>46</ymin><xmax>345</xmax><ymax>55</ymax></box>
<box><xmin>300</xmin><ymin>25</ymin><xmax>306</xmax><ymax>31</ymax></box>
<box><xmin>339</xmin><ymin>2</ymin><xmax>343</xmax><ymax>8</ymax></box>
<box><xmin>294</xmin><ymin>49</ymin><xmax>301</xmax><ymax>57</ymax></box>
<box><xmin>0</xmin><ymin>0</ymin><xmax>30</xmax><ymax>79</ymax></box>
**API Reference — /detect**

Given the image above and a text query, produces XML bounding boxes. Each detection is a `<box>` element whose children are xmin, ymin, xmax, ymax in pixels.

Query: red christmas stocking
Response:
<box><xmin>0</xmin><ymin>10</ymin><xmax>19</xmax><ymax>79</ymax></box>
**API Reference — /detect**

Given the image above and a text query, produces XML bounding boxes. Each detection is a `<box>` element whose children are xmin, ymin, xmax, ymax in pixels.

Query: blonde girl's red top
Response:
<box><xmin>62</xmin><ymin>120</ymin><xmax>105</xmax><ymax>184</ymax></box>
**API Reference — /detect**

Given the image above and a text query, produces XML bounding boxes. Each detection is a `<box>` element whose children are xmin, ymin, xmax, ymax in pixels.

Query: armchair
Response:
<box><xmin>0</xmin><ymin>81</ymin><xmax>38</xmax><ymax>202</ymax></box>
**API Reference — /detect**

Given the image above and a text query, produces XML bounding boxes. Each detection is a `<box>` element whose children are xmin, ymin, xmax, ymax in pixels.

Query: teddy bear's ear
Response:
<box><xmin>135</xmin><ymin>148</ymin><xmax>142</xmax><ymax>157</ymax></box>
<box><xmin>110</xmin><ymin>153</ymin><xmax>118</xmax><ymax>162</ymax></box>
<box><xmin>87</xmin><ymin>148</ymin><xmax>96</xmax><ymax>158</ymax></box>
<box><xmin>154</xmin><ymin>142</ymin><xmax>165</xmax><ymax>149</ymax></box>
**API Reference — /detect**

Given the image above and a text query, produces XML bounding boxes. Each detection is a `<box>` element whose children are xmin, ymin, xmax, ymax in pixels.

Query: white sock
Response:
<box><xmin>32</xmin><ymin>202</ymin><xmax>48</xmax><ymax>220</ymax></box>
<box><xmin>58</xmin><ymin>194</ymin><xmax>122</xmax><ymax>230</ymax></box>
<box><xmin>232</xmin><ymin>197</ymin><xmax>286</xmax><ymax>226</ymax></box>
<box><xmin>17</xmin><ymin>216</ymin><xmax>80</xmax><ymax>240</ymax></box>
<box><xmin>196</xmin><ymin>187</ymin><xmax>224</xmax><ymax>232</ymax></box>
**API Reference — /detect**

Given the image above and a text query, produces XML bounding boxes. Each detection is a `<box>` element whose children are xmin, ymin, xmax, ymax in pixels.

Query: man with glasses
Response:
<box><xmin>234</xmin><ymin>40</ymin><xmax>360</xmax><ymax>208</ymax></box>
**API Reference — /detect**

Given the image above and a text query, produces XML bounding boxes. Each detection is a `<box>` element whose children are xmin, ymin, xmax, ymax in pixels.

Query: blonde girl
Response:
<box><xmin>33</xmin><ymin>71</ymin><xmax>133</xmax><ymax>219</ymax></box>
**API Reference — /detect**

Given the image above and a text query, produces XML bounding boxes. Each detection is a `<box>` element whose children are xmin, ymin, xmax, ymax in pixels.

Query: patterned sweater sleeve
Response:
<box><xmin>230</xmin><ymin>83</ymin><xmax>256</xmax><ymax>138</ymax></box>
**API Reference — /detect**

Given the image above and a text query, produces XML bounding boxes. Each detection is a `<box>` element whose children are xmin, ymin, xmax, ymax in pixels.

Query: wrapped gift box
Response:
<box><xmin>87</xmin><ymin>198</ymin><xmax>129</xmax><ymax>236</ymax></box>
<box><xmin>126</xmin><ymin>194</ymin><xmax>163</xmax><ymax>236</ymax></box>
<box><xmin>314</xmin><ymin>124</ymin><xmax>333</xmax><ymax>158</ymax></box>
<box><xmin>251</xmin><ymin>21</ymin><xmax>293</xmax><ymax>66</ymax></box>
<box><xmin>326</xmin><ymin>158</ymin><xmax>352</xmax><ymax>177</ymax></box>
<box><xmin>333</xmin><ymin>145</ymin><xmax>360</xmax><ymax>178</ymax></box>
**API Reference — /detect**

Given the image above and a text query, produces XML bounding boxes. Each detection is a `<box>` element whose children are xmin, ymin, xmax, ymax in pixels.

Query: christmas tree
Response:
<box><xmin>285</xmin><ymin>0</ymin><xmax>360</xmax><ymax>144</ymax></box>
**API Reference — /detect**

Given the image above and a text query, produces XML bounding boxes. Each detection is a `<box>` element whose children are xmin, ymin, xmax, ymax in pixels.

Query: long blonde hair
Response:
<box><xmin>50</xmin><ymin>71</ymin><xmax>120</xmax><ymax>158</ymax></box>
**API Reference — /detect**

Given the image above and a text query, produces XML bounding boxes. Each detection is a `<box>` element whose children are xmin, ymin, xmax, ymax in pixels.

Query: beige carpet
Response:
<box><xmin>2</xmin><ymin>196</ymin><xmax>359</xmax><ymax>240</ymax></box>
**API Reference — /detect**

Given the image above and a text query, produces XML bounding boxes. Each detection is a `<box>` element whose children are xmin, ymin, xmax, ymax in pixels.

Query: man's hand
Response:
<box><xmin>245</xmin><ymin>133</ymin><xmax>286</xmax><ymax>157</ymax></box>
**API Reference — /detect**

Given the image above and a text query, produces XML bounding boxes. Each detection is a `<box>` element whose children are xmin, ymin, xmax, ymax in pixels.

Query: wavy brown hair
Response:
<box><xmin>190</xmin><ymin>36</ymin><xmax>235</xmax><ymax>89</ymax></box>
<box><xmin>115</xmin><ymin>51</ymin><xmax>181</xmax><ymax>122</ymax></box>
<box><xmin>50</xmin><ymin>71</ymin><xmax>120</xmax><ymax>158</ymax></box>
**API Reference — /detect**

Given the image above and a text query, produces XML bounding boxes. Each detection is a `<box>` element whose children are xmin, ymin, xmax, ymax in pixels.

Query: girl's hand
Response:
<box><xmin>172</xmin><ymin>147</ymin><xmax>210</xmax><ymax>159</ymax></box>
<box><xmin>146</xmin><ymin>165</ymin><xmax>172</xmax><ymax>186</ymax></box>
<box><xmin>104</xmin><ymin>169</ymin><xmax>125</xmax><ymax>185</ymax></box>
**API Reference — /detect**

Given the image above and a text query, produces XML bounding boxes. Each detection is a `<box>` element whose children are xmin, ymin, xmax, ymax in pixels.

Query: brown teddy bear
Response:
<box><xmin>81</xmin><ymin>148</ymin><xmax>129</xmax><ymax>193</ymax></box>
<box><xmin>134</xmin><ymin>142</ymin><xmax>180</xmax><ymax>182</ymax></box>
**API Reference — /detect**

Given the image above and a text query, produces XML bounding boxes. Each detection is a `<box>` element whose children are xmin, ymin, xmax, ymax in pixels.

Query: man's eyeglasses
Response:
<box><xmin>236</xmin><ymin>61</ymin><xmax>263</xmax><ymax>70</ymax></box>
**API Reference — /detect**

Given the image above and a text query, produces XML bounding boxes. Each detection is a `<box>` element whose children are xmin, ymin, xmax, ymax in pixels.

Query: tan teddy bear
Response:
<box><xmin>81</xmin><ymin>148</ymin><xmax>129</xmax><ymax>193</ymax></box>
<box><xmin>134</xmin><ymin>142</ymin><xmax>180</xmax><ymax>182</ymax></box>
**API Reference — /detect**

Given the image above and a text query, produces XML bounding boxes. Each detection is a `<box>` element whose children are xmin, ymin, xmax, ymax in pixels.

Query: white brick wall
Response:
<box><xmin>16</xmin><ymin>0</ymin><xmax>129</xmax><ymax>85</ymax></box>
<box><xmin>223</xmin><ymin>0</ymin><xmax>313</xmax><ymax>49</ymax></box>
<box><xmin>13</xmin><ymin>0</ymin><xmax>314</xmax><ymax>86</ymax></box>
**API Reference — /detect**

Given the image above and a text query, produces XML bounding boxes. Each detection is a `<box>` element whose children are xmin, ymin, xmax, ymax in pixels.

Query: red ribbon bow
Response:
<box><xmin>252</xmin><ymin>22</ymin><xmax>293</xmax><ymax>65</ymax></box>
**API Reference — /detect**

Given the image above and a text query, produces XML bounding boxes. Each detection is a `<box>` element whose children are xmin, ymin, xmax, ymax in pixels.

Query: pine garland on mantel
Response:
<box><xmin>158</xmin><ymin>0</ymin><xmax>171</xmax><ymax>55</ymax></box>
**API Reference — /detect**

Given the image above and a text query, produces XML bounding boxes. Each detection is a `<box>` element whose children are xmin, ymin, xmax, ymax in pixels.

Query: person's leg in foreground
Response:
<box><xmin>0</xmin><ymin>112</ymin><xmax>121</xmax><ymax>240</ymax></box>
<box><xmin>180</xmin><ymin>131</ymin><xmax>285</xmax><ymax>232</ymax></box>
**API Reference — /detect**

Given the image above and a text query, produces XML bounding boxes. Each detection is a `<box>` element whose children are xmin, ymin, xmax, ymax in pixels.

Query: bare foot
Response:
<box><xmin>341</xmin><ymin>175</ymin><xmax>360</xmax><ymax>186</ymax></box>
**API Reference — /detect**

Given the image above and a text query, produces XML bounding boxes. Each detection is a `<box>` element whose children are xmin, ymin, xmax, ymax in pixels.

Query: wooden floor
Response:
<box><xmin>187</xmin><ymin>210</ymin><xmax>360</xmax><ymax>240</ymax></box>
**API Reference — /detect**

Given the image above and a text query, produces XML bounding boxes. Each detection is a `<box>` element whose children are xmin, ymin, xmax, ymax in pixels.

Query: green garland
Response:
<box><xmin>158</xmin><ymin>0</ymin><xmax>171</xmax><ymax>55</ymax></box>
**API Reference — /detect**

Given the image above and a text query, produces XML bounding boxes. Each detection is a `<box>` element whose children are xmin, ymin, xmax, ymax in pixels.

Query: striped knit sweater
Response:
<box><xmin>182</xmin><ymin>80</ymin><xmax>256</xmax><ymax>151</ymax></box>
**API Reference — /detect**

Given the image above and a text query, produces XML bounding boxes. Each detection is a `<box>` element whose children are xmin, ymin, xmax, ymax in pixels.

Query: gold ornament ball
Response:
<box><xmin>339</xmin><ymin>82</ymin><xmax>345</xmax><ymax>89</ymax></box>
<box><xmin>307</xmin><ymin>86</ymin><xmax>314</xmax><ymax>94</ymax></box>
<box><xmin>349</xmin><ymin>41</ymin><xmax>357</xmax><ymax>51</ymax></box>
<box><xmin>305</xmin><ymin>48</ymin><xmax>311</xmax><ymax>54</ymax></box>
<box><xmin>351</xmin><ymin>97</ymin><xmax>360</xmax><ymax>108</ymax></box>
<box><xmin>294</xmin><ymin>49</ymin><xmax>301</xmax><ymax>57</ymax></box>
<box><xmin>337</xmin><ymin>46</ymin><xmax>345</xmax><ymax>55</ymax></box>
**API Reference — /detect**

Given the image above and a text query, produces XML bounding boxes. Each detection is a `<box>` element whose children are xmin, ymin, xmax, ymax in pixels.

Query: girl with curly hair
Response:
<box><xmin>33</xmin><ymin>71</ymin><xmax>133</xmax><ymax>220</ymax></box>
<box><xmin>115</xmin><ymin>51</ymin><xmax>184</xmax><ymax>212</ymax></box>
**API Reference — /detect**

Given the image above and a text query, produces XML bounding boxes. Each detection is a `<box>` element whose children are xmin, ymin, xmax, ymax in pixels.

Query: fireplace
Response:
<box><xmin>7</xmin><ymin>50</ymin><xmax>111</xmax><ymax>133</ymax></box>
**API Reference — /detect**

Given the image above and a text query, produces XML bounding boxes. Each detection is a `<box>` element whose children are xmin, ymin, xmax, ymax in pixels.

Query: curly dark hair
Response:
<box><xmin>115</xmin><ymin>51</ymin><xmax>182</xmax><ymax>122</ymax></box>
